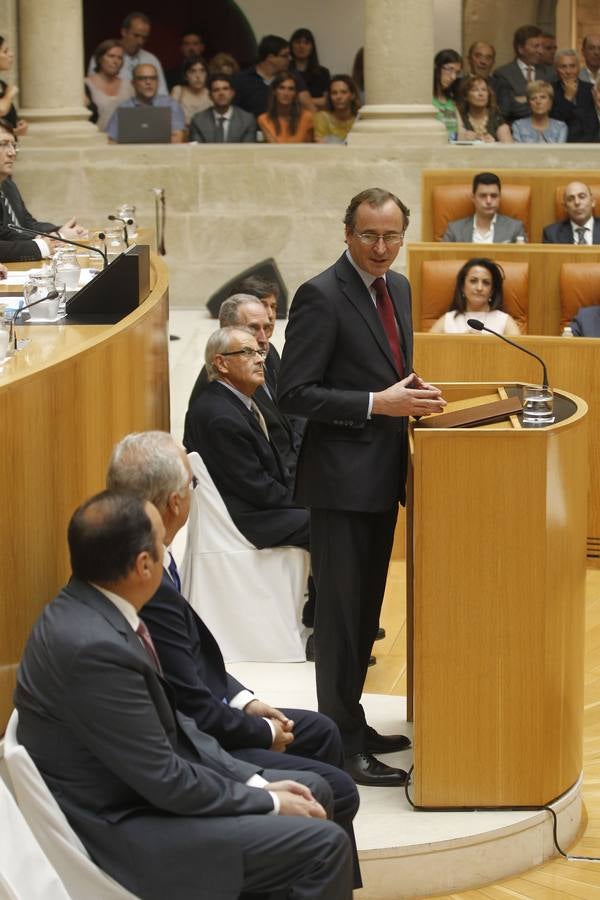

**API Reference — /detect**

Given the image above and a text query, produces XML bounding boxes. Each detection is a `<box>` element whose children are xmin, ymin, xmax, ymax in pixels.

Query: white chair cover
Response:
<box><xmin>4</xmin><ymin>710</ymin><xmax>139</xmax><ymax>899</ymax></box>
<box><xmin>180</xmin><ymin>452</ymin><xmax>310</xmax><ymax>662</ymax></box>
<box><xmin>0</xmin><ymin>747</ymin><xmax>69</xmax><ymax>900</ymax></box>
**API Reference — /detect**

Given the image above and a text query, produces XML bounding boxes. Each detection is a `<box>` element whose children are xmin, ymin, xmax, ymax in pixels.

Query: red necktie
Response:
<box><xmin>372</xmin><ymin>277</ymin><xmax>404</xmax><ymax>376</ymax></box>
<box><xmin>136</xmin><ymin>619</ymin><xmax>163</xmax><ymax>674</ymax></box>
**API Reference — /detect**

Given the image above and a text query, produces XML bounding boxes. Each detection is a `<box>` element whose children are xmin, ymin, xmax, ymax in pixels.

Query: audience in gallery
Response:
<box><xmin>85</xmin><ymin>39</ymin><xmax>134</xmax><ymax>133</ymax></box>
<box><xmin>550</xmin><ymin>48</ymin><xmax>599</xmax><ymax>142</ymax></box>
<box><xmin>170</xmin><ymin>56</ymin><xmax>212</xmax><ymax>127</ymax></box>
<box><xmin>456</xmin><ymin>74</ymin><xmax>512</xmax><ymax>142</ymax></box>
<box><xmin>233</xmin><ymin>34</ymin><xmax>313</xmax><ymax>120</ymax></box>
<box><xmin>208</xmin><ymin>51</ymin><xmax>240</xmax><ymax>77</ymax></box>
<box><xmin>87</xmin><ymin>11</ymin><xmax>168</xmax><ymax>96</ymax></box>
<box><xmin>165</xmin><ymin>28</ymin><xmax>206</xmax><ymax>91</ymax></box>
<box><xmin>0</xmin><ymin>36</ymin><xmax>26</xmax><ymax>136</ymax></box>
<box><xmin>432</xmin><ymin>48</ymin><xmax>462</xmax><ymax>140</ymax></box>
<box><xmin>580</xmin><ymin>34</ymin><xmax>600</xmax><ymax>84</ymax></box>
<box><xmin>442</xmin><ymin>172</ymin><xmax>527</xmax><ymax>244</ymax></box>
<box><xmin>106</xmin><ymin>63</ymin><xmax>185</xmax><ymax>143</ymax></box>
<box><xmin>289</xmin><ymin>27</ymin><xmax>330</xmax><ymax>110</ymax></box>
<box><xmin>512</xmin><ymin>80</ymin><xmax>567</xmax><ymax>142</ymax></box>
<box><xmin>314</xmin><ymin>75</ymin><xmax>360</xmax><ymax>143</ymax></box>
<box><xmin>494</xmin><ymin>24</ymin><xmax>556</xmax><ymax>124</ymax></box>
<box><xmin>188</xmin><ymin>74</ymin><xmax>256</xmax><ymax>143</ymax></box>
<box><xmin>543</xmin><ymin>181</ymin><xmax>600</xmax><ymax>244</ymax></box>
<box><xmin>258</xmin><ymin>72</ymin><xmax>314</xmax><ymax>143</ymax></box>
<box><xmin>430</xmin><ymin>258</ymin><xmax>520</xmax><ymax>335</ymax></box>
<box><xmin>540</xmin><ymin>33</ymin><xmax>558</xmax><ymax>67</ymax></box>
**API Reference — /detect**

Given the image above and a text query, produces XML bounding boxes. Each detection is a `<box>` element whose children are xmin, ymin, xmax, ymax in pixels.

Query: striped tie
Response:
<box><xmin>0</xmin><ymin>190</ymin><xmax>20</xmax><ymax>228</ymax></box>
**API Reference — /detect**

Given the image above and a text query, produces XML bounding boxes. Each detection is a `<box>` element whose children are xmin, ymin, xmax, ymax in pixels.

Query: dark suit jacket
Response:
<box><xmin>183</xmin><ymin>379</ymin><xmax>308</xmax><ymax>547</ymax></box>
<box><xmin>571</xmin><ymin>305</ymin><xmax>600</xmax><ymax>336</ymax></box>
<box><xmin>278</xmin><ymin>253</ymin><xmax>413</xmax><ymax>512</ymax></box>
<box><xmin>188</xmin><ymin>345</ymin><xmax>303</xmax><ymax>480</ymax></box>
<box><xmin>442</xmin><ymin>213</ymin><xmax>526</xmax><ymax>243</ymax></box>
<box><xmin>141</xmin><ymin>573</ymin><xmax>273</xmax><ymax>750</ymax></box>
<box><xmin>0</xmin><ymin>237</ymin><xmax>42</xmax><ymax>261</ymax></box>
<box><xmin>189</xmin><ymin>105</ymin><xmax>256</xmax><ymax>143</ymax></box>
<box><xmin>14</xmin><ymin>578</ymin><xmax>274</xmax><ymax>900</ymax></box>
<box><xmin>0</xmin><ymin>176</ymin><xmax>58</xmax><ymax>241</ymax></box>
<box><xmin>494</xmin><ymin>60</ymin><xmax>556</xmax><ymax>121</ymax></box>
<box><xmin>542</xmin><ymin>217</ymin><xmax>600</xmax><ymax>244</ymax></box>
<box><xmin>550</xmin><ymin>79</ymin><xmax>599</xmax><ymax>142</ymax></box>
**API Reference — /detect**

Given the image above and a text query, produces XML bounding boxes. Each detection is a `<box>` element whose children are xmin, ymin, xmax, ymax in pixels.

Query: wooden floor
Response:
<box><xmin>365</xmin><ymin>563</ymin><xmax>600</xmax><ymax>899</ymax></box>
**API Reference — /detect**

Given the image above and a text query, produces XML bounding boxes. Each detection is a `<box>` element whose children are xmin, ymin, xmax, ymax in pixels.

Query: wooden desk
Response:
<box><xmin>0</xmin><ymin>252</ymin><xmax>170</xmax><ymax>730</ymax></box>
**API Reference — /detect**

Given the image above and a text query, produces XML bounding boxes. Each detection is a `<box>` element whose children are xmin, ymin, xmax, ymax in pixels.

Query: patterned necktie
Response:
<box><xmin>371</xmin><ymin>277</ymin><xmax>404</xmax><ymax>376</ymax></box>
<box><xmin>576</xmin><ymin>226</ymin><xmax>588</xmax><ymax>245</ymax></box>
<box><xmin>216</xmin><ymin>115</ymin><xmax>226</xmax><ymax>142</ymax></box>
<box><xmin>136</xmin><ymin>619</ymin><xmax>163</xmax><ymax>674</ymax></box>
<box><xmin>250</xmin><ymin>399</ymin><xmax>270</xmax><ymax>440</ymax></box>
<box><xmin>0</xmin><ymin>190</ymin><xmax>20</xmax><ymax>228</ymax></box>
<box><xmin>167</xmin><ymin>552</ymin><xmax>181</xmax><ymax>592</ymax></box>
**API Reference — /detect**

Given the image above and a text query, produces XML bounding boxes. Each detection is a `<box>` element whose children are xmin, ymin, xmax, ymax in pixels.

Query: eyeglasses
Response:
<box><xmin>219</xmin><ymin>347</ymin><xmax>267</xmax><ymax>360</ymax></box>
<box><xmin>134</xmin><ymin>75</ymin><xmax>158</xmax><ymax>81</ymax></box>
<box><xmin>353</xmin><ymin>230</ymin><xmax>405</xmax><ymax>246</ymax></box>
<box><xmin>0</xmin><ymin>141</ymin><xmax>18</xmax><ymax>153</ymax></box>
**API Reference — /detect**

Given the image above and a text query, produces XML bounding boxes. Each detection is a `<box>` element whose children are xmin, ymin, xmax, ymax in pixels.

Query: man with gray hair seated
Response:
<box><xmin>106</xmin><ymin>429</ymin><xmax>362</xmax><ymax>888</ymax></box>
<box><xmin>184</xmin><ymin>325</ymin><xmax>309</xmax><ymax>550</ymax></box>
<box><xmin>550</xmin><ymin>48</ymin><xmax>599</xmax><ymax>141</ymax></box>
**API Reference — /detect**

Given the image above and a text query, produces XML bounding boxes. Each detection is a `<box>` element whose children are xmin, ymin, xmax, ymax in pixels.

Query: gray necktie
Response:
<box><xmin>576</xmin><ymin>226</ymin><xmax>588</xmax><ymax>245</ymax></box>
<box><xmin>0</xmin><ymin>190</ymin><xmax>20</xmax><ymax>228</ymax></box>
<box><xmin>216</xmin><ymin>115</ymin><xmax>226</xmax><ymax>142</ymax></box>
<box><xmin>250</xmin><ymin>399</ymin><xmax>269</xmax><ymax>440</ymax></box>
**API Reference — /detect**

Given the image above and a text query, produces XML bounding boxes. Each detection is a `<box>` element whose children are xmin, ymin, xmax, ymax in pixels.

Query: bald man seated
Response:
<box><xmin>542</xmin><ymin>181</ymin><xmax>600</xmax><ymax>244</ymax></box>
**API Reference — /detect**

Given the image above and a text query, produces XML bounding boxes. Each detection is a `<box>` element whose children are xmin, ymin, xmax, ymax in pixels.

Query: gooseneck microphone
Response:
<box><xmin>8</xmin><ymin>290</ymin><xmax>60</xmax><ymax>348</ymax></box>
<box><xmin>8</xmin><ymin>224</ymin><xmax>108</xmax><ymax>269</ymax></box>
<box><xmin>107</xmin><ymin>214</ymin><xmax>133</xmax><ymax>247</ymax></box>
<box><xmin>467</xmin><ymin>318</ymin><xmax>549</xmax><ymax>389</ymax></box>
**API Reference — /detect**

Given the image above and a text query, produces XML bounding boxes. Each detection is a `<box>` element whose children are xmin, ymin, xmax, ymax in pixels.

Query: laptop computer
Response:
<box><xmin>117</xmin><ymin>106</ymin><xmax>171</xmax><ymax>144</ymax></box>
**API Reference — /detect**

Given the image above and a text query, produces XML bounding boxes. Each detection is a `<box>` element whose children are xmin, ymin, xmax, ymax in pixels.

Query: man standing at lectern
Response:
<box><xmin>278</xmin><ymin>188</ymin><xmax>445</xmax><ymax>786</ymax></box>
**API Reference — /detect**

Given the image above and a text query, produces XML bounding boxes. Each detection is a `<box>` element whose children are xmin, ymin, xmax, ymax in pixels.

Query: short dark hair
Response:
<box><xmin>343</xmin><ymin>188</ymin><xmax>410</xmax><ymax>231</ymax></box>
<box><xmin>326</xmin><ymin>74</ymin><xmax>360</xmax><ymax>115</ymax></box>
<box><xmin>122</xmin><ymin>11</ymin><xmax>150</xmax><ymax>30</ymax></box>
<box><xmin>182</xmin><ymin>55</ymin><xmax>207</xmax><ymax>78</ymax></box>
<box><xmin>208</xmin><ymin>72</ymin><xmax>234</xmax><ymax>92</ymax></box>
<box><xmin>68</xmin><ymin>491</ymin><xmax>158</xmax><ymax>584</ymax></box>
<box><xmin>236</xmin><ymin>275</ymin><xmax>280</xmax><ymax>300</ymax></box>
<box><xmin>257</xmin><ymin>35</ymin><xmax>288</xmax><ymax>63</ymax></box>
<box><xmin>450</xmin><ymin>258</ymin><xmax>505</xmax><ymax>314</ymax></box>
<box><xmin>472</xmin><ymin>171</ymin><xmax>501</xmax><ymax>193</ymax></box>
<box><xmin>513</xmin><ymin>25</ymin><xmax>542</xmax><ymax>54</ymax></box>
<box><xmin>0</xmin><ymin>117</ymin><xmax>15</xmax><ymax>135</ymax></box>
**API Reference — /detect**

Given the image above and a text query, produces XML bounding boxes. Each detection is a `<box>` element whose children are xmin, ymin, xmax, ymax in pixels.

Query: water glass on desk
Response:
<box><xmin>522</xmin><ymin>384</ymin><xmax>554</xmax><ymax>425</ymax></box>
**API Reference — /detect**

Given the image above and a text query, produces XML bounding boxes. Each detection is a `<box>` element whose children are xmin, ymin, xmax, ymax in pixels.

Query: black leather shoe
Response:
<box><xmin>365</xmin><ymin>726</ymin><xmax>411</xmax><ymax>753</ymax></box>
<box><xmin>375</xmin><ymin>627</ymin><xmax>386</xmax><ymax>641</ymax></box>
<box><xmin>368</xmin><ymin>655</ymin><xmax>376</xmax><ymax>667</ymax></box>
<box><xmin>344</xmin><ymin>751</ymin><xmax>408</xmax><ymax>786</ymax></box>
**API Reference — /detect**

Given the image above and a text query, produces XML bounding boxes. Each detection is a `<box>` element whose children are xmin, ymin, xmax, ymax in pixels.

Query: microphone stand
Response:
<box><xmin>8</xmin><ymin>290</ymin><xmax>60</xmax><ymax>350</ymax></box>
<box><xmin>466</xmin><ymin>319</ymin><xmax>550</xmax><ymax>389</ymax></box>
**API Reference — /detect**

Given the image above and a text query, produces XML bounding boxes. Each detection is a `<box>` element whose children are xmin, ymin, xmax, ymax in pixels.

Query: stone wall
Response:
<box><xmin>15</xmin><ymin>142</ymin><xmax>600</xmax><ymax>309</ymax></box>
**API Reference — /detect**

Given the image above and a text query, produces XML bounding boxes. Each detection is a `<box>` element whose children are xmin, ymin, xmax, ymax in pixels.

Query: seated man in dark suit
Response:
<box><xmin>570</xmin><ymin>305</ymin><xmax>600</xmax><ymax>336</ymax></box>
<box><xmin>442</xmin><ymin>171</ymin><xmax>527</xmax><ymax>243</ymax></box>
<box><xmin>106</xmin><ymin>429</ymin><xmax>361</xmax><ymax>888</ymax></box>
<box><xmin>543</xmin><ymin>181</ymin><xmax>600</xmax><ymax>244</ymax></box>
<box><xmin>0</xmin><ymin>119</ymin><xmax>87</xmax><ymax>259</ymax></box>
<box><xmin>189</xmin><ymin>74</ymin><xmax>256</xmax><ymax>143</ymax></box>
<box><xmin>189</xmin><ymin>295</ymin><xmax>302</xmax><ymax>483</ymax></box>
<box><xmin>494</xmin><ymin>24</ymin><xmax>556</xmax><ymax>123</ymax></box>
<box><xmin>15</xmin><ymin>491</ymin><xmax>352</xmax><ymax>900</ymax></box>
<box><xmin>550</xmin><ymin>49</ymin><xmax>599</xmax><ymax>142</ymax></box>
<box><xmin>184</xmin><ymin>325</ymin><xmax>309</xmax><ymax>550</ymax></box>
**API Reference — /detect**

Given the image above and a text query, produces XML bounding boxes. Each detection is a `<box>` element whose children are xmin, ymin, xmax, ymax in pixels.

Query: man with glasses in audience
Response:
<box><xmin>233</xmin><ymin>34</ymin><xmax>314</xmax><ymax>119</ymax></box>
<box><xmin>88</xmin><ymin>11</ymin><xmax>168</xmax><ymax>95</ymax></box>
<box><xmin>184</xmin><ymin>326</ymin><xmax>310</xmax><ymax>551</ymax></box>
<box><xmin>106</xmin><ymin>63</ymin><xmax>185</xmax><ymax>143</ymax></box>
<box><xmin>278</xmin><ymin>188</ymin><xmax>445</xmax><ymax>786</ymax></box>
<box><xmin>0</xmin><ymin>119</ymin><xmax>87</xmax><ymax>260</ymax></box>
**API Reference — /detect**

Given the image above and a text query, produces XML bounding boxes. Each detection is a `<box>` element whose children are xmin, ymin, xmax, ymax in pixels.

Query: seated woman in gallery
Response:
<box><xmin>430</xmin><ymin>258</ymin><xmax>521</xmax><ymax>335</ymax></box>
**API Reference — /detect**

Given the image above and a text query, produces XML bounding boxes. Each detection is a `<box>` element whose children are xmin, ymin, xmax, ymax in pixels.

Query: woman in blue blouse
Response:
<box><xmin>512</xmin><ymin>81</ymin><xmax>568</xmax><ymax>143</ymax></box>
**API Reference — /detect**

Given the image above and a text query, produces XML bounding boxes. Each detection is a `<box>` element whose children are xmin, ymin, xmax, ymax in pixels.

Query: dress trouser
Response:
<box><xmin>310</xmin><ymin>505</ymin><xmax>398</xmax><ymax>756</ymax></box>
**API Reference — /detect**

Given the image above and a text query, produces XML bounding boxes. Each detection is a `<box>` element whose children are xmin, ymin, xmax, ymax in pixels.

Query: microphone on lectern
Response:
<box><xmin>466</xmin><ymin>318</ymin><xmax>549</xmax><ymax>390</ymax></box>
<box><xmin>8</xmin><ymin>224</ymin><xmax>108</xmax><ymax>269</ymax></box>
<box><xmin>107</xmin><ymin>214</ymin><xmax>133</xmax><ymax>247</ymax></box>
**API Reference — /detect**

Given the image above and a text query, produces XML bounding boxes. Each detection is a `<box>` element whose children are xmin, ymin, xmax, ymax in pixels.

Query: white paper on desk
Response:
<box><xmin>2</xmin><ymin>272</ymin><xmax>29</xmax><ymax>285</ymax></box>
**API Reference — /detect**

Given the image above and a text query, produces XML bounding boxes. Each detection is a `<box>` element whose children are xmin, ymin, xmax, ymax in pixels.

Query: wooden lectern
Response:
<box><xmin>408</xmin><ymin>383</ymin><xmax>588</xmax><ymax>808</ymax></box>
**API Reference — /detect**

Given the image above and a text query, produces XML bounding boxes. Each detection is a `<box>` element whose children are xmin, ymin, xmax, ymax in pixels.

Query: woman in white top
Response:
<box><xmin>430</xmin><ymin>258</ymin><xmax>521</xmax><ymax>335</ymax></box>
<box><xmin>85</xmin><ymin>40</ymin><xmax>133</xmax><ymax>132</ymax></box>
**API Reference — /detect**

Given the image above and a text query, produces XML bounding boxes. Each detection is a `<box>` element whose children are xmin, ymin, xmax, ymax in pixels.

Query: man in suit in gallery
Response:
<box><xmin>542</xmin><ymin>181</ymin><xmax>600</xmax><ymax>244</ymax></box>
<box><xmin>0</xmin><ymin>119</ymin><xmax>87</xmax><ymax>259</ymax></box>
<box><xmin>184</xmin><ymin>326</ymin><xmax>309</xmax><ymax>550</ymax></box>
<box><xmin>14</xmin><ymin>491</ymin><xmax>352</xmax><ymax>900</ymax></box>
<box><xmin>278</xmin><ymin>188</ymin><xmax>446</xmax><ymax>786</ymax></box>
<box><xmin>107</xmin><ymin>429</ymin><xmax>362</xmax><ymax>888</ymax></box>
<box><xmin>493</xmin><ymin>24</ymin><xmax>556</xmax><ymax>122</ymax></box>
<box><xmin>189</xmin><ymin>74</ymin><xmax>256</xmax><ymax>143</ymax></box>
<box><xmin>442</xmin><ymin>171</ymin><xmax>527</xmax><ymax>243</ymax></box>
